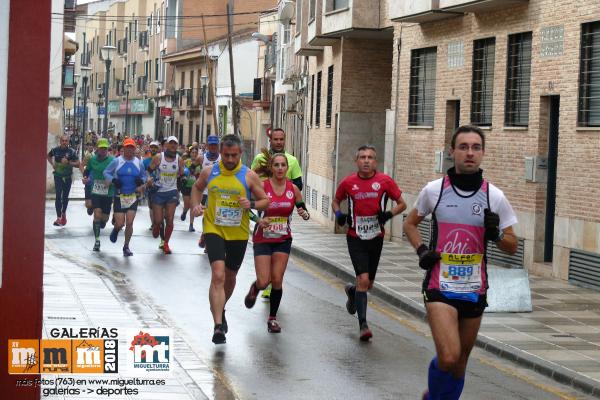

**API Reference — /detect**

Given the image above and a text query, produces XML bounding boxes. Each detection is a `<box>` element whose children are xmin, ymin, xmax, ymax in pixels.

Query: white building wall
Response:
<box><xmin>49</xmin><ymin>0</ymin><xmax>64</xmax><ymax>99</ymax></box>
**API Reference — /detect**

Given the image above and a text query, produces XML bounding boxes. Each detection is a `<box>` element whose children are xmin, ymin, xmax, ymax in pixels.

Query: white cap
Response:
<box><xmin>149</xmin><ymin>141</ymin><xmax>160</xmax><ymax>147</ymax></box>
<box><xmin>167</xmin><ymin>136</ymin><xmax>179</xmax><ymax>144</ymax></box>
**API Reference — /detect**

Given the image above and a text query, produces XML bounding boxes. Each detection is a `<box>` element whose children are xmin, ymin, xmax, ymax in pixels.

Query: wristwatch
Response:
<box><xmin>493</xmin><ymin>231</ymin><xmax>505</xmax><ymax>242</ymax></box>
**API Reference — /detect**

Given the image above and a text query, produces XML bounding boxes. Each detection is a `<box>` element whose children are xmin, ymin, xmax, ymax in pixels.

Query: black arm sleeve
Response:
<box><xmin>292</xmin><ymin>176</ymin><xmax>303</xmax><ymax>191</ymax></box>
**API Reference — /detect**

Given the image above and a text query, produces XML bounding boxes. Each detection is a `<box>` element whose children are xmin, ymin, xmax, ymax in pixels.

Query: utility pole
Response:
<box><xmin>201</xmin><ymin>14</ymin><xmax>220</xmax><ymax>135</ymax></box>
<box><xmin>226</xmin><ymin>1</ymin><xmax>238</xmax><ymax>135</ymax></box>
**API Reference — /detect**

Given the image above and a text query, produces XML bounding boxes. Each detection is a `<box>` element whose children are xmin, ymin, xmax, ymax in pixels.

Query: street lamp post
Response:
<box><xmin>97</xmin><ymin>90</ymin><xmax>104</xmax><ymax>136</ymax></box>
<box><xmin>124</xmin><ymin>83</ymin><xmax>131</xmax><ymax>136</ymax></box>
<box><xmin>100</xmin><ymin>45</ymin><xmax>116</xmax><ymax>138</ymax></box>
<box><xmin>80</xmin><ymin>66</ymin><xmax>91</xmax><ymax>160</ymax></box>
<box><xmin>154</xmin><ymin>80</ymin><xmax>162</xmax><ymax>140</ymax></box>
<box><xmin>200</xmin><ymin>75</ymin><xmax>208</xmax><ymax>142</ymax></box>
<box><xmin>73</xmin><ymin>73</ymin><xmax>80</xmax><ymax>138</ymax></box>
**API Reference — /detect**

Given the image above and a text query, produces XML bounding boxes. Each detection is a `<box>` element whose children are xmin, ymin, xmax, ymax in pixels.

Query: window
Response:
<box><xmin>310</xmin><ymin>74</ymin><xmax>314</xmax><ymax>127</ymax></box>
<box><xmin>326</xmin><ymin>66</ymin><xmax>333</xmax><ymax>127</ymax></box>
<box><xmin>309</xmin><ymin>0</ymin><xmax>316</xmax><ymax>20</ymax></box>
<box><xmin>181</xmin><ymin>71</ymin><xmax>185</xmax><ymax>89</ymax></box>
<box><xmin>471</xmin><ymin>38</ymin><xmax>495</xmax><ymax>126</ymax></box>
<box><xmin>333</xmin><ymin>0</ymin><xmax>348</xmax><ymax>10</ymax></box>
<box><xmin>505</xmin><ymin>32</ymin><xmax>532</xmax><ymax>127</ymax></box>
<box><xmin>409</xmin><ymin>47</ymin><xmax>437</xmax><ymax>126</ymax></box>
<box><xmin>579</xmin><ymin>21</ymin><xmax>600</xmax><ymax>127</ymax></box>
<box><xmin>155</xmin><ymin>58</ymin><xmax>159</xmax><ymax>81</ymax></box>
<box><xmin>128</xmin><ymin>23</ymin><xmax>132</xmax><ymax>42</ymax></box>
<box><xmin>134</xmin><ymin>19</ymin><xmax>138</xmax><ymax>42</ymax></box>
<box><xmin>316</xmin><ymin>71</ymin><xmax>322</xmax><ymax>127</ymax></box>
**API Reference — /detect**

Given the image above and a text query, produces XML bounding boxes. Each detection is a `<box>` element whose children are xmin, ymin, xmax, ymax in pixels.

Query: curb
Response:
<box><xmin>290</xmin><ymin>245</ymin><xmax>600</xmax><ymax>398</ymax></box>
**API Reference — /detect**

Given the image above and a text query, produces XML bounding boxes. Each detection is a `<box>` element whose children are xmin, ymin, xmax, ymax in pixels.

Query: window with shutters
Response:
<box><xmin>578</xmin><ymin>21</ymin><xmax>600</xmax><ymax>127</ymax></box>
<box><xmin>505</xmin><ymin>32</ymin><xmax>532</xmax><ymax>127</ymax></box>
<box><xmin>316</xmin><ymin>71</ymin><xmax>322</xmax><ymax>127</ymax></box>
<box><xmin>310</xmin><ymin>75</ymin><xmax>314</xmax><ymax>127</ymax></box>
<box><xmin>471</xmin><ymin>38</ymin><xmax>495</xmax><ymax>126</ymax></box>
<box><xmin>409</xmin><ymin>47</ymin><xmax>437</xmax><ymax>126</ymax></box>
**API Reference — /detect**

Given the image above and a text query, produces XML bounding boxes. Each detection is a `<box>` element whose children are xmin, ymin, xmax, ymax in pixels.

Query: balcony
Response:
<box><xmin>137</xmin><ymin>75</ymin><xmax>148</xmax><ymax>94</ymax></box>
<box><xmin>319</xmin><ymin>0</ymin><xmax>391</xmax><ymax>39</ymax></box>
<box><xmin>294</xmin><ymin>0</ymin><xmax>323</xmax><ymax>56</ymax></box>
<box><xmin>391</xmin><ymin>0</ymin><xmax>528</xmax><ymax>23</ymax></box>
<box><xmin>307</xmin><ymin>0</ymin><xmax>338</xmax><ymax>46</ymax></box>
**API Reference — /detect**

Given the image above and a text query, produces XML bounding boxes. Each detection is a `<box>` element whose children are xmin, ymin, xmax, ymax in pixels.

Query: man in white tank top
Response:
<box><xmin>147</xmin><ymin>136</ymin><xmax>185</xmax><ymax>254</ymax></box>
<box><xmin>197</xmin><ymin>135</ymin><xmax>221</xmax><ymax>250</ymax></box>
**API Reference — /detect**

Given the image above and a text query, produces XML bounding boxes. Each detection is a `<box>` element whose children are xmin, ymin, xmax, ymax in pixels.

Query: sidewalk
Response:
<box><xmin>291</xmin><ymin>218</ymin><xmax>600</xmax><ymax>398</ymax></box>
<box><xmin>42</xmin><ymin>242</ymin><xmax>235</xmax><ymax>400</ymax></box>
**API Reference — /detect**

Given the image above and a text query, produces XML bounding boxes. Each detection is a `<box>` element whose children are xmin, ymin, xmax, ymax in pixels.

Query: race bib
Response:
<box><xmin>159</xmin><ymin>172</ymin><xmax>177</xmax><ymax>187</ymax></box>
<box><xmin>92</xmin><ymin>181</ymin><xmax>109</xmax><ymax>195</ymax></box>
<box><xmin>439</xmin><ymin>253</ymin><xmax>483</xmax><ymax>294</ymax></box>
<box><xmin>264</xmin><ymin>216</ymin><xmax>288</xmax><ymax>239</ymax></box>
<box><xmin>215</xmin><ymin>199</ymin><xmax>242</xmax><ymax>226</ymax></box>
<box><xmin>120</xmin><ymin>193</ymin><xmax>137</xmax><ymax>209</ymax></box>
<box><xmin>355</xmin><ymin>215</ymin><xmax>381</xmax><ymax>240</ymax></box>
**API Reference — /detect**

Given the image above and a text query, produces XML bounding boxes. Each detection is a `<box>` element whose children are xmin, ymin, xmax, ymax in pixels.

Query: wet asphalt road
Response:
<box><xmin>44</xmin><ymin>201</ymin><xmax>594</xmax><ymax>400</ymax></box>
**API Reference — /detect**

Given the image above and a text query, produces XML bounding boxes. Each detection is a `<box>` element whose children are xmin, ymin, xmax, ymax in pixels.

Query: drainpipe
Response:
<box><xmin>389</xmin><ymin>24</ymin><xmax>403</xmax><ymax>239</ymax></box>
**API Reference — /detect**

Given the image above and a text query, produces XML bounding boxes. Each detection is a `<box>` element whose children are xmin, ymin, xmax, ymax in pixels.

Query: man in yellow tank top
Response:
<box><xmin>191</xmin><ymin>134</ymin><xmax>269</xmax><ymax>344</ymax></box>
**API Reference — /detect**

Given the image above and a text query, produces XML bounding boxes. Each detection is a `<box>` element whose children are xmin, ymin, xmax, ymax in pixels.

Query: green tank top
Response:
<box><xmin>89</xmin><ymin>154</ymin><xmax>115</xmax><ymax>197</ymax></box>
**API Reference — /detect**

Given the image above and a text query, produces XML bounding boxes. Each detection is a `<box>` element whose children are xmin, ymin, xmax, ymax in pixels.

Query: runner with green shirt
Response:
<box><xmin>47</xmin><ymin>134</ymin><xmax>80</xmax><ymax>226</ymax></box>
<box><xmin>84</xmin><ymin>138</ymin><xmax>114</xmax><ymax>251</ymax></box>
<box><xmin>251</xmin><ymin>128</ymin><xmax>303</xmax><ymax>298</ymax></box>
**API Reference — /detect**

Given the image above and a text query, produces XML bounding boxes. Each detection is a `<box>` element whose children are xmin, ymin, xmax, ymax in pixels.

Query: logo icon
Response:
<box><xmin>472</xmin><ymin>203</ymin><xmax>482</xmax><ymax>215</ymax></box>
<box><xmin>285</xmin><ymin>190</ymin><xmax>294</xmax><ymax>199</ymax></box>
<box><xmin>41</xmin><ymin>339</ymin><xmax>71</xmax><ymax>373</ymax></box>
<box><xmin>8</xmin><ymin>339</ymin><xmax>39</xmax><ymax>374</ymax></box>
<box><xmin>352</xmin><ymin>184</ymin><xmax>359</xmax><ymax>191</ymax></box>
<box><xmin>72</xmin><ymin>340</ymin><xmax>104</xmax><ymax>374</ymax></box>
<box><xmin>371</xmin><ymin>182</ymin><xmax>381</xmax><ymax>190</ymax></box>
<box><xmin>127</xmin><ymin>329</ymin><xmax>171</xmax><ymax>374</ymax></box>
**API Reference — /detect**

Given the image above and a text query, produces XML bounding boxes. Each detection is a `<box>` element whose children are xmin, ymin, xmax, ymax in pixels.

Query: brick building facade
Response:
<box><xmin>391</xmin><ymin>0</ymin><xmax>600</xmax><ymax>286</ymax></box>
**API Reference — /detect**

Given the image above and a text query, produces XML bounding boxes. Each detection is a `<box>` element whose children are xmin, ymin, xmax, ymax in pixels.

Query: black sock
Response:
<box><xmin>159</xmin><ymin>223</ymin><xmax>165</xmax><ymax>240</ymax></box>
<box><xmin>355</xmin><ymin>291</ymin><xmax>368</xmax><ymax>325</ymax></box>
<box><xmin>93</xmin><ymin>221</ymin><xmax>101</xmax><ymax>240</ymax></box>
<box><xmin>269</xmin><ymin>288</ymin><xmax>283</xmax><ymax>318</ymax></box>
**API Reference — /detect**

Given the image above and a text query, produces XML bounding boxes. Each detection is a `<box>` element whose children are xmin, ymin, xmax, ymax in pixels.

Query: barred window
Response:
<box><xmin>505</xmin><ymin>32</ymin><xmax>532</xmax><ymax>127</ymax></box>
<box><xmin>326</xmin><ymin>66</ymin><xmax>334</xmax><ymax>127</ymax></box>
<box><xmin>310</xmin><ymin>75</ymin><xmax>314</xmax><ymax>127</ymax></box>
<box><xmin>409</xmin><ymin>47</ymin><xmax>437</xmax><ymax>126</ymax></box>
<box><xmin>471</xmin><ymin>38</ymin><xmax>495</xmax><ymax>126</ymax></box>
<box><xmin>578</xmin><ymin>21</ymin><xmax>600</xmax><ymax>127</ymax></box>
<box><xmin>316</xmin><ymin>71</ymin><xmax>322</xmax><ymax>127</ymax></box>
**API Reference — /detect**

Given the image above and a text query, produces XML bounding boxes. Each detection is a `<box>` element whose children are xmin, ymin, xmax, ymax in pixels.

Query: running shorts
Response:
<box><xmin>423</xmin><ymin>289</ymin><xmax>488</xmax><ymax>319</ymax></box>
<box><xmin>204</xmin><ymin>233</ymin><xmax>248</xmax><ymax>271</ymax></box>
<box><xmin>91</xmin><ymin>194</ymin><xmax>112</xmax><ymax>215</ymax></box>
<box><xmin>253</xmin><ymin>239</ymin><xmax>292</xmax><ymax>256</ymax></box>
<box><xmin>346</xmin><ymin>235</ymin><xmax>384</xmax><ymax>281</ymax></box>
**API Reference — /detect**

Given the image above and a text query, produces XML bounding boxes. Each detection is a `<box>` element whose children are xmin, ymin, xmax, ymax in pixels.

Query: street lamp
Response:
<box><xmin>73</xmin><ymin>73</ymin><xmax>80</xmax><ymax>137</ymax></box>
<box><xmin>80</xmin><ymin>66</ymin><xmax>91</xmax><ymax>159</ymax></box>
<box><xmin>154</xmin><ymin>80</ymin><xmax>163</xmax><ymax>139</ymax></box>
<box><xmin>97</xmin><ymin>89</ymin><xmax>104</xmax><ymax>136</ymax></box>
<box><xmin>100</xmin><ymin>45</ymin><xmax>116</xmax><ymax>138</ymax></box>
<box><xmin>124</xmin><ymin>83</ymin><xmax>131</xmax><ymax>136</ymax></box>
<box><xmin>200</xmin><ymin>75</ymin><xmax>208</xmax><ymax>142</ymax></box>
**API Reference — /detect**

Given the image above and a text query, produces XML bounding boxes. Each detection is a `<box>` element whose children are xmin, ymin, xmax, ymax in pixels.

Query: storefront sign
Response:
<box><xmin>540</xmin><ymin>25</ymin><xmax>564</xmax><ymax>58</ymax></box>
<box><xmin>108</xmin><ymin>99</ymin><xmax>153</xmax><ymax>115</ymax></box>
<box><xmin>160</xmin><ymin>107</ymin><xmax>172</xmax><ymax>117</ymax></box>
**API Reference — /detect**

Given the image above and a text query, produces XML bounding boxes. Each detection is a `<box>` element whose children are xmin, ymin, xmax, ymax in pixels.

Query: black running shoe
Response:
<box><xmin>222</xmin><ymin>310</ymin><xmax>228</xmax><ymax>334</ymax></box>
<box><xmin>123</xmin><ymin>246</ymin><xmax>133</xmax><ymax>257</ymax></box>
<box><xmin>345</xmin><ymin>284</ymin><xmax>356</xmax><ymax>315</ymax></box>
<box><xmin>212</xmin><ymin>325</ymin><xmax>226</xmax><ymax>344</ymax></box>
<box><xmin>244</xmin><ymin>283</ymin><xmax>259</xmax><ymax>309</ymax></box>
<box><xmin>180</xmin><ymin>210</ymin><xmax>187</xmax><ymax>221</ymax></box>
<box><xmin>93</xmin><ymin>241</ymin><xmax>100</xmax><ymax>252</ymax></box>
<box><xmin>100</xmin><ymin>220</ymin><xmax>107</xmax><ymax>229</ymax></box>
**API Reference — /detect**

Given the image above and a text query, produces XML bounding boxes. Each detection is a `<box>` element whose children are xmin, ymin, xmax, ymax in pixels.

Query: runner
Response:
<box><xmin>47</xmin><ymin>134</ymin><xmax>80</xmax><ymax>226</ymax></box>
<box><xmin>104</xmin><ymin>138</ymin><xmax>147</xmax><ymax>257</ymax></box>
<box><xmin>80</xmin><ymin>144</ymin><xmax>95</xmax><ymax>216</ymax></box>
<box><xmin>250</xmin><ymin>128</ymin><xmax>303</xmax><ymax>299</ymax></box>
<box><xmin>84</xmin><ymin>138</ymin><xmax>114</xmax><ymax>251</ymax></box>
<box><xmin>332</xmin><ymin>145</ymin><xmax>406</xmax><ymax>341</ymax></box>
<box><xmin>191</xmin><ymin>134</ymin><xmax>269</xmax><ymax>344</ymax></box>
<box><xmin>403</xmin><ymin>126</ymin><xmax>518</xmax><ymax>400</ymax></box>
<box><xmin>147</xmin><ymin>136</ymin><xmax>185</xmax><ymax>254</ymax></box>
<box><xmin>197</xmin><ymin>135</ymin><xmax>221</xmax><ymax>249</ymax></box>
<box><xmin>180</xmin><ymin>147</ymin><xmax>201</xmax><ymax>232</ymax></box>
<box><xmin>243</xmin><ymin>153</ymin><xmax>310</xmax><ymax>333</ymax></box>
<box><xmin>143</xmin><ymin>141</ymin><xmax>160</xmax><ymax>231</ymax></box>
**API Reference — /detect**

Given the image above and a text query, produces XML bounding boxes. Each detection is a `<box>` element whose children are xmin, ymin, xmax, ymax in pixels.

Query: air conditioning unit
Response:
<box><xmin>525</xmin><ymin>156</ymin><xmax>548</xmax><ymax>182</ymax></box>
<box><xmin>278</xmin><ymin>0</ymin><xmax>295</xmax><ymax>26</ymax></box>
<box><xmin>285</xmin><ymin>90</ymin><xmax>297</xmax><ymax>113</ymax></box>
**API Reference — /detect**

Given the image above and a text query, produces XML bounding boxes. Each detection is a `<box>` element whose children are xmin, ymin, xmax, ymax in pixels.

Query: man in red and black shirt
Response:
<box><xmin>332</xmin><ymin>145</ymin><xmax>406</xmax><ymax>341</ymax></box>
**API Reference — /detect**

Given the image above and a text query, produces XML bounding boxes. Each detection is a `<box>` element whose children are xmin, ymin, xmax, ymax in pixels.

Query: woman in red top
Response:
<box><xmin>244</xmin><ymin>153</ymin><xmax>309</xmax><ymax>333</ymax></box>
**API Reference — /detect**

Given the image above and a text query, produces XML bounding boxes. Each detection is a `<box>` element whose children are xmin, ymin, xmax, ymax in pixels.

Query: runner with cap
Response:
<box><xmin>103</xmin><ymin>138</ymin><xmax>147</xmax><ymax>256</ymax></box>
<box><xmin>191</xmin><ymin>134</ymin><xmax>269</xmax><ymax>344</ymax></box>
<box><xmin>85</xmin><ymin>138</ymin><xmax>114</xmax><ymax>251</ymax></box>
<box><xmin>147</xmin><ymin>135</ymin><xmax>185</xmax><ymax>254</ymax></box>
<box><xmin>47</xmin><ymin>134</ymin><xmax>80</xmax><ymax>226</ymax></box>
<box><xmin>143</xmin><ymin>141</ymin><xmax>161</xmax><ymax>231</ymax></box>
<box><xmin>197</xmin><ymin>135</ymin><xmax>221</xmax><ymax>249</ymax></box>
